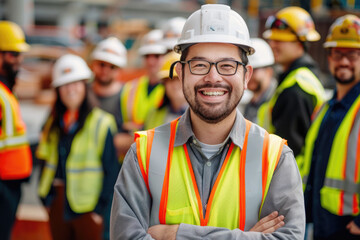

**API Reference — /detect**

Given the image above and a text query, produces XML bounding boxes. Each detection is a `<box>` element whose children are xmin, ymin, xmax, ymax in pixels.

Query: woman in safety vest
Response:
<box><xmin>37</xmin><ymin>54</ymin><xmax>120</xmax><ymax>240</ymax></box>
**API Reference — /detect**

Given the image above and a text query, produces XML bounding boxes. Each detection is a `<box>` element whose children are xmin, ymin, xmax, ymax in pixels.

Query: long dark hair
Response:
<box><xmin>48</xmin><ymin>81</ymin><xmax>98</xmax><ymax>137</ymax></box>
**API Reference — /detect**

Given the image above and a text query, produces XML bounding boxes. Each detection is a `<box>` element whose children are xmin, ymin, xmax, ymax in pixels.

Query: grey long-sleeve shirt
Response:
<box><xmin>110</xmin><ymin>109</ymin><xmax>305</xmax><ymax>240</ymax></box>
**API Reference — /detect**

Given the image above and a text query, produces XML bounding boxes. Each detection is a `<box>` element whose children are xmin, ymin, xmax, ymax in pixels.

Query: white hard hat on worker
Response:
<box><xmin>52</xmin><ymin>54</ymin><xmax>92</xmax><ymax>88</ymax></box>
<box><xmin>91</xmin><ymin>37</ymin><xmax>127</xmax><ymax>68</ymax></box>
<box><xmin>174</xmin><ymin>4</ymin><xmax>254</xmax><ymax>55</ymax></box>
<box><xmin>248</xmin><ymin>38</ymin><xmax>274</xmax><ymax>69</ymax></box>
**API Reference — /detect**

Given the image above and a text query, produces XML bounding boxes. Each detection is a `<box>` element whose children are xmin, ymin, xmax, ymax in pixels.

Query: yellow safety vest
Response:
<box><xmin>0</xmin><ymin>81</ymin><xmax>32</xmax><ymax>180</ymax></box>
<box><xmin>37</xmin><ymin>108</ymin><xmax>116</xmax><ymax>213</ymax></box>
<box><xmin>120</xmin><ymin>75</ymin><xmax>164</xmax><ymax>129</ymax></box>
<box><xmin>301</xmin><ymin>94</ymin><xmax>360</xmax><ymax>216</ymax></box>
<box><xmin>258</xmin><ymin>67</ymin><xmax>325</xmax><ymax>134</ymax></box>
<box><xmin>135</xmin><ymin>118</ymin><xmax>286</xmax><ymax>230</ymax></box>
<box><xmin>143</xmin><ymin>107</ymin><xmax>168</xmax><ymax>130</ymax></box>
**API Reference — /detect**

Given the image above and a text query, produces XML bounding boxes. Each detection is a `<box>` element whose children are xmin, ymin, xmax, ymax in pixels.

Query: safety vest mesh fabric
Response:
<box><xmin>257</xmin><ymin>67</ymin><xmax>325</xmax><ymax>134</ymax></box>
<box><xmin>0</xmin><ymin>81</ymin><xmax>32</xmax><ymax>180</ymax></box>
<box><xmin>301</xmin><ymin>94</ymin><xmax>360</xmax><ymax>216</ymax></box>
<box><xmin>120</xmin><ymin>75</ymin><xmax>164</xmax><ymax>127</ymax></box>
<box><xmin>134</xmin><ymin>119</ymin><xmax>286</xmax><ymax>230</ymax></box>
<box><xmin>37</xmin><ymin>108</ymin><xmax>116</xmax><ymax>213</ymax></box>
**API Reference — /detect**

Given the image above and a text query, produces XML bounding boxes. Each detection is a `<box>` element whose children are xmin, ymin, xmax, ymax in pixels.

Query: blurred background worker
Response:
<box><xmin>0</xmin><ymin>21</ymin><xmax>33</xmax><ymax>240</ymax></box>
<box><xmin>36</xmin><ymin>54</ymin><xmax>119</xmax><ymax>240</ymax></box>
<box><xmin>115</xmin><ymin>29</ymin><xmax>166</xmax><ymax>157</ymax></box>
<box><xmin>143</xmin><ymin>51</ymin><xmax>187</xmax><ymax>130</ymax></box>
<box><xmin>161</xmin><ymin>17</ymin><xmax>186</xmax><ymax>53</ymax></box>
<box><xmin>258</xmin><ymin>6</ymin><xmax>326</xmax><ymax>158</ymax></box>
<box><xmin>301</xmin><ymin>15</ymin><xmax>360</xmax><ymax>240</ymax></box>
<box><xmin>242</xmin><ymin>38</ymin><xmax>277</xmax><ymax>123</ymax></box>
<box><xmin>89</xmin><ymin>37</ymin><xmax>128</xmax><ymax>156</ymax></box>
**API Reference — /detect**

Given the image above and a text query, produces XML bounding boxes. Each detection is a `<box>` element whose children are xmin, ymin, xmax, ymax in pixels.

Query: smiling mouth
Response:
<box><xmin>201</xmin><ymin>90</ymin><xmax>225</xmax><ymax>96</ymax></box>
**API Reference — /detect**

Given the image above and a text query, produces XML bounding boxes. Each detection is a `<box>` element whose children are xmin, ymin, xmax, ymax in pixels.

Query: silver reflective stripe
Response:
<box><xmin>0</xmin><ymin>88</ymin><xmax>14</xmax><ymax>136</ymax></box>
<box><xmin>0</xmin><ymin>134</ymin><xmax>28</xmax><ymax>149</ymax></box>
<box><xmin>343</xmin><ymin>110</ymin><xmax>360</xmax><ymax>214</ymax></box>
<box><xmin>148</xmin><ymin>123</ymin><xmax>171</xmax><ymax>226</ymax></box>
<box><xmin>324</xmin><ymin>178</ymin><xmax>360</xmax><ymax>193</ymax></box>
<box><xmin>244</xmin><ymin>123</ymin><xmax>264</xmax><ymax>231</ymax></box>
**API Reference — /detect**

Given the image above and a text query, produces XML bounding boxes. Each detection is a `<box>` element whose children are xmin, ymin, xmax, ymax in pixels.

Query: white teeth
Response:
<box><xmin>202</xmin><ymin>91</ymin><xmax>225</xmax><ymax>96</ymax></box>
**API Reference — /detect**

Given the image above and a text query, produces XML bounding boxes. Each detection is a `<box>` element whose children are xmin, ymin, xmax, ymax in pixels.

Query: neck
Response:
<box><xmin>190</xmin><ymin>110</ymin><xmax>236</xmax><ymax>145</ymax></box>
<box><xmin>92</xmin><ymin>81</ymin><xmax>122</xmax><ymax>97</ymax></box>
<box><xmin>336</xmin><ymin>81</ymin><xmax>358</xmax><ymax>100</ymax></box>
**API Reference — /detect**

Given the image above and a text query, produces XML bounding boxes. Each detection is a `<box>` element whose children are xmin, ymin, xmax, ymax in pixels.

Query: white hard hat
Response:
<box><xmin>52</xmin><ymin>54</ymin><xmax>92</xmax><ymax>88</ymax></box>
<box><xmin>174</xmin><ymin>4</ymin><xmax>254</xmax><ymax>55</ymax></box>
<box><xmin>138</xmin><ymin>29</ymin><xmax>167</xmax><ymax>56</ymax></box>
<box><xmin>248</xmin><ymin>38</ymin><xmax>274</xmax><ymax>69</ymax></box>
<box><xmin>91</xmin><ymin>37</ymin><xmax>127</xmax><ymax>68</ymax></box>
<box><xmin>161</xmin><ymin>17</ymin><xmax>187</xmax><ymax>50</ymax></box>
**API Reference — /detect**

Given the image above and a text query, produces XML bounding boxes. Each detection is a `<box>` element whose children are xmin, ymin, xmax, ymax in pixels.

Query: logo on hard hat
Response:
<box><xmin>62</xmin><ymin>67</ymin><xmax>72</xmax><ymax>75</ymax></box>
<box><xmin>102</xmin><ymin>47</ymin><xmax>121</xmax><ymax>56</ymax></box>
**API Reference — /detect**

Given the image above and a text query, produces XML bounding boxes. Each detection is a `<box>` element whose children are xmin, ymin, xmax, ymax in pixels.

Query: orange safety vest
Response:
<box><xmin>0</xmin><ymin>81</ymin><xmax>32</xmax><ymax>180</ymax></box>
<box><xmin>135</xmin><ymin>118</ymin><xmax>286</xmax><ymax>230</ymax></box>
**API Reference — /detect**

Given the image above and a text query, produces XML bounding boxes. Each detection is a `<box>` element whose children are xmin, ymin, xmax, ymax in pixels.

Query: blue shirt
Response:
<box><xmin>304</xmin><ymin>81</ymin><xmax>360</xmax><ymax>239</ymax></box>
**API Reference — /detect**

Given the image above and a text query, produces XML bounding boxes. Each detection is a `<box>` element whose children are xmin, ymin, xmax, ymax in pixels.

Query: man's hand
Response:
<box><xmin>250</xmin><ymin>211</ymin><xmax>285</xmax><ymax>233</ymax></box>
<box><xmin>148</xmin><ymin>224</ymin><xmax>179</xmax><ymax>240</ymax></box>
<box><xmin>346</xmin><ymin>221</ymin><xmax>360</xmax><ymax>235</ymax></box>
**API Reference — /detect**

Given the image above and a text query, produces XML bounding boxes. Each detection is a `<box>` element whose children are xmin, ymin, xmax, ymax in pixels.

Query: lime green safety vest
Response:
<box><xmin>258</xmin><ymin>67</ymin><xmax>325</xmax><ymax>134</ymax></box>
<box><xmin>120</xmin><ymin>76</ymin><xmax>164</xmax><ymax>129</ymax></box>
<box><xmin>134</xmin><ymin>119</ymin><xmax>286</xmax><ymax>230</ymax></box>
<box><xmin>37</xmin><ymin>108</ymin><xmax>117</xmax><ymax>213</ymax></box>
<box><xmin>301</xmin><ymin>94</ymin><xmax>360</xmax><ymax>216</ymax></box>
<box><xmin>143</xmin><ymin>107</ymin><xmax>168</xmax><ymax>130</ymax></box>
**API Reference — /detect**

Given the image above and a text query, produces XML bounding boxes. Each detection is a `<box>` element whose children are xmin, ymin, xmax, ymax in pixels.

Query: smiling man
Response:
<box><xmin>301</xmin><ymin>15</ymin><xmax>360</xmax><ymax>240</ymax></box>
<box><xmin>110</xmin><ymin>4</ymin><xmax>305</xmax><ymax>240</ymax></box>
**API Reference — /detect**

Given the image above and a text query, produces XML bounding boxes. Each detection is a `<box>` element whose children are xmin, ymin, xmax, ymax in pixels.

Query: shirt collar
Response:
<box><xmin>329</xmin><ymin>81</ymin><xmax>360</xmax><ymax>109</ymax></box>
<box><xmin>174</xmin><ymin>108</ymin><xmax>247</xmax><ymax>150</ymax></box>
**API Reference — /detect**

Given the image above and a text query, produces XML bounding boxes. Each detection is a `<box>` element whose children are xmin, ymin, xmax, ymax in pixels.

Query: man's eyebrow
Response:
<box><xmin>188</xmin><ymin>56</ymin><xmax>239</xmax><ymax>61</ymax></box>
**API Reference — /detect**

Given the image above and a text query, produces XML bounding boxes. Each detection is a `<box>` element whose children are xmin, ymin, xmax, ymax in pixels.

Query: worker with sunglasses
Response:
<box><xmin>0</xmin><ymin>21</ymin><xmax>33</xmax><ymax>239</ymax></box>
<box><xmin>110</xmin><ymin>4</ymin><xmax>305</xmax><ymax>239</ymax></box>
<box><xmin>301</xmin><ymin>14</ymin><xmax>360</xmax><ymax>240</ymax></box>
<box><xmin>258</xmin><ymin>7</ymin><xmax>326</xmax><ymax>161</ymax></box>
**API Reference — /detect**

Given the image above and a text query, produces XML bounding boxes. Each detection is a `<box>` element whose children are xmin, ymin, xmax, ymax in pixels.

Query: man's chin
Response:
<box><xmin>334</xmin><ymin>75</ymin><xmax>355</xmax><ymax>85</ymax></box>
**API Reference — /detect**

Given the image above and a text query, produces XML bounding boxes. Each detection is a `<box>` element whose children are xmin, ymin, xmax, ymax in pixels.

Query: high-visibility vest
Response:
<box><xmin>37</xmin><ymin>108</ymin><xmax>116</xmax><ymax>213</ymax></box>
<box><xmin>0</xmin><ymin>81</ymin><xmax>32</xmax><ymax>180</ymax></box>
<box><xmin>120</xmin><ymin>75</ymin><xmax>164</xmax><ymax>128</ymax></box>
<box><xmin>143</xmin><ymin>107</ymin><xmax>168</xmax><ymax>130</ymax></box>
<box><xmin>258</xmin><ymin>67</ymin><xmax>325</xmax><ymax>134</ymax></box>
<box><xmin>301</xmin><ymin>94</ymin><xmax>360</xmax><ymax>216</ymax></box>
<box><xmin>135</xmin><ymin>119</ymin><xmax>287</xmax><ymax>230</ymax></box>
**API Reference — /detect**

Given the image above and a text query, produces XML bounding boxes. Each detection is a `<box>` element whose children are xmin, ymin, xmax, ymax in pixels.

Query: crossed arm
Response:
<box><xmin>110</xmin><ymin>145</ymin><xmax>305</xmax><ymax>240</ymax></box>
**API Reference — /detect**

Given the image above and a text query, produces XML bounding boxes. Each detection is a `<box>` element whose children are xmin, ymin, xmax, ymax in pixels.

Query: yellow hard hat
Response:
<box><xmin>158</xmin><ymin>51</ymin><xmax>180</xmax><ymax>80</ymax></box>
<box><xmin>263</xmin><ymin>6</ymin><xmax>320</xmax><ymax>42</ymax></box>
<box><xmin>0</xmin><ymin>21</ymin><xmax>29</xmax><ymax>52</ymax></box>
<box><xmin>323</xmin><ymin>14</ymin><xmax>360</xmax><ymax>49</ymax></box>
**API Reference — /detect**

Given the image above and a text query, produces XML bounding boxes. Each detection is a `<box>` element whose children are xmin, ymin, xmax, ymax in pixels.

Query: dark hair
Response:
<box><xmin>48</xmin><ymin>81</ymin><xmax>98</xmax><ymax>138</ymax></box>
<box><xmin>180</xmin><ymin>45</ymin><xmax>249</xmax><ymax>65</ymax></box>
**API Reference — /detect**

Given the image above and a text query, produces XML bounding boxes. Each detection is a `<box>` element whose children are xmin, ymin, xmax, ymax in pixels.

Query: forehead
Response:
<box><xmin>187</xmin><ymin>43</ymin><xmax>241</xmax><ymax>60</ymax></box>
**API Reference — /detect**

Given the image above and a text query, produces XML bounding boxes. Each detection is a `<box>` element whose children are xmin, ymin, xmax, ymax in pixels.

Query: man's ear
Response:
<box><xmin>175</xmin><ymin>62</ymin><xmax>183</xmax><ymax>83</ymax></box>
<box><xmin>244</xmin><ymin>65</ymin><xmax>253</xmax><ymax>90</ymax></box>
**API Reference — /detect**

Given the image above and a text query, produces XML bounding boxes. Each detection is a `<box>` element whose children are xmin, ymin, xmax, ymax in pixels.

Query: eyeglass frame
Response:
<box><xmin>265</xmin><ymin>15</ymin><xmax>300</xmax><ymax>40</ymax></box>
<box><xmin>169</xmin><ymin>59</ymin><xmax>247</xmax><ymax>79</ymax></box>
<box><xmin>328</xmin><ymin>49</ymin><xmax>360</xmax><ymax>62</ymax></box>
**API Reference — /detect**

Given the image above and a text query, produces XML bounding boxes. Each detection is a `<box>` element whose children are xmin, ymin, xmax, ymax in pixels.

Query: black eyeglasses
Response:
<box><xmin>329</xmin><ymin>50</ymin><xmax>360</xmax><ymax>62</ymax></box>
<box><xmin>99</xmin><ymin>61</ymin><xmax>117</xmax><ymax>70</ymax></box>
<box><xmin>5</xmin><ymin>51</ymin><xmax>21</xmax><ymax>57</ymax></box>
<box><xmin>169</xmin><ymin>59</ymin><xmax>246</xmax><ymax>79</ymax></box>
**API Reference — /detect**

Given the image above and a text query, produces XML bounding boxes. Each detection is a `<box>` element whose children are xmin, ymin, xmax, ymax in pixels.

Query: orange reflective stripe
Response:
<box><xmin>0</xmin><ymin>145</ymin><xmax>32</xmax><ymax>179</ymax></box>
<box><xmin>159</xmin><ymin>119</ymin><xmax>178</xmax><ymax>224</ymax></box>
<box><xmin>146</xmin><ymin>129</ymin><xmax>155</xmax><ymax>179</ymax></box>
<box><xmin>261</xmin><ymin>132</ymin><xmax>270</xmax><ymax>202</ymax></box>
<box><xmin>184</xmin><ymin>144</ymin><xmax>205</xmax><ymax>226</ymax></box>
<box><xmin>136</xmin><ymin>135</ymin><xmax>150</xmax><ymax>193</ymax></box>
<box><xmin>238</xmin><ymin>120</ymin><xmax>252</xmax><ymax>230</ymax></box>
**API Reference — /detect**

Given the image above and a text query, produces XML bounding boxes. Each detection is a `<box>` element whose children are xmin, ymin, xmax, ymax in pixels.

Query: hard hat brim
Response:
<box><xmin>324</xmin><ymin>41</ymin><xmax>360</xmax><ymax>49</ymax></box>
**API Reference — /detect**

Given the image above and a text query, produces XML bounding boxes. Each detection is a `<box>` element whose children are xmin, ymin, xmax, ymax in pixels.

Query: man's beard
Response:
<box><xmin>2</xmin><ymin>61</ymin><xmax>18</xmax><ymax>90</ymax></box>
<box><xmin>96</xmin><ymin>77</ymin><xmax>113</xmax><ymax>86</ymax></box>
<box><xmin>183</xmin><ymin>82</ymin><xmax>242</xmax><ymax>124</ymax></box>
<box><xmin>334</xmin><ymin>75</ymin><xmax>355</xmax><ymax>85</ymax></box>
